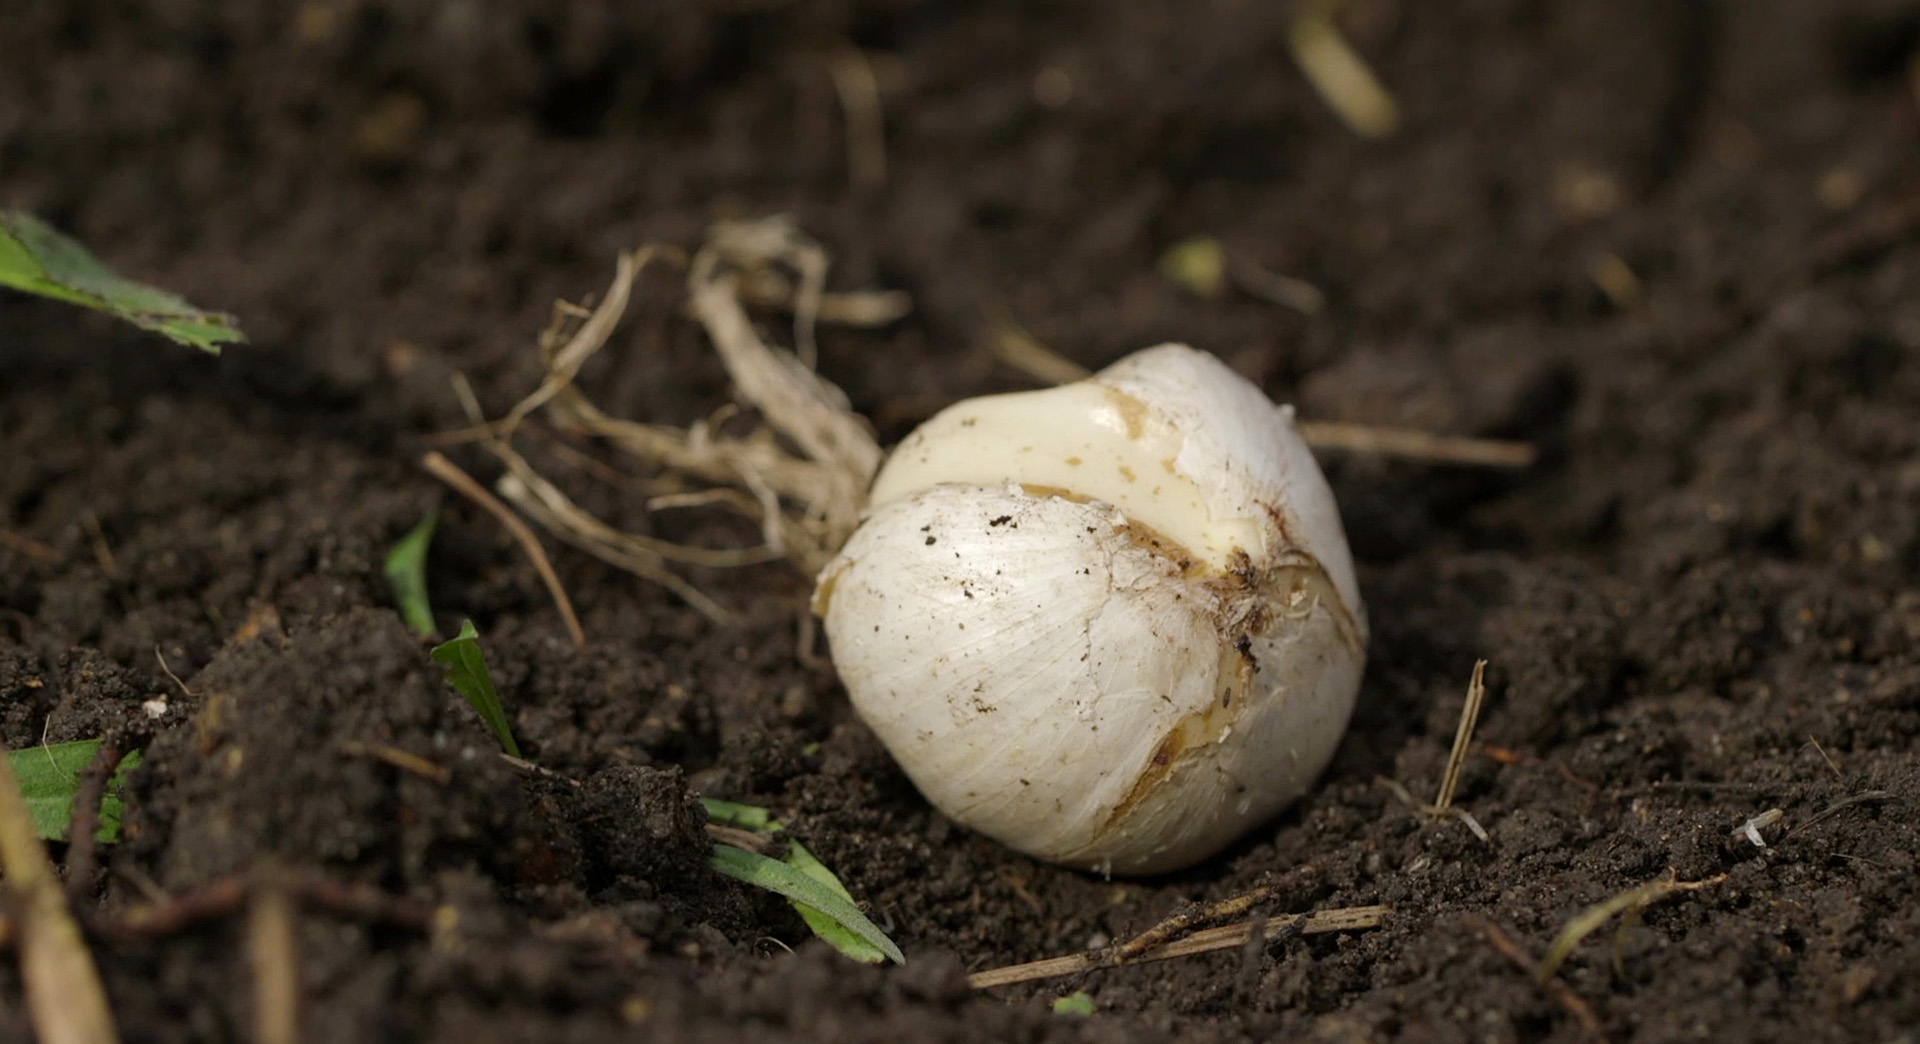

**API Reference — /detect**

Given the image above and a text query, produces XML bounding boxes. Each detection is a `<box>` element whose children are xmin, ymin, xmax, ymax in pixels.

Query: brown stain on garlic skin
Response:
<box><xmin>1103</xmin><ymin>387</ymin><xmax>1150</xmax><ymax>439</ymax></box>
<box><xmin>1098</xmin><ymin>542</ymin><xmax>1361</xmax><ymax>835</ymax></box>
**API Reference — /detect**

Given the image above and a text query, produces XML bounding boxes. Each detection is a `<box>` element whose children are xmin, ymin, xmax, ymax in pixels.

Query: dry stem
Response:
<box><xmin>1110</xmin><ymin>864</ymin><xmax>1317</xmax><ymax>963</ymax></box>
<box><xmin>1433</xmin><ymin>659</ymin><xmax>1488</xmax><ymax>812</ymax></box>
<box><xmin>248</xmin><ymin>867</ymin><xmax>301</xmax><ymax>1044</ymax></box>
<box><xmin>419</xmin><ymin>450</ymin><xmax>586</xmax><ymax>647</ymax></box>
<box><xmin>989</xmin><ymin>327</ymin><xmax>1537</xmax><ymax>468</ymax></box>
<box><xmin>1538</xmin><ymin>874</ymin><xmax>1727</xmax><ymax>980</ymax></box>
<box><xmin>0</xmin><ymin>739</ymin><xmax>120</xmax><ymax>1044</ymax></box>
<box><xmin>1288</xmin><ymin>0</ymin><xmax>1400</xmax><ymax>139</ymax></box>
<box><xmin>824</xmin><ymin>47</ymin><xmax>888</xmax><ymax>195</ymax></box>
<box><xmin>967</xmin><ymin>904</ymin><xmax>1388</xmax><ymax>989</ymax></box>
<box><xmin>1472</xmin><ymin>915</ymin><xmax>1610</xmax><ymax>1044</ymax></box>
<box><xmin>0</xmin><ymin>528</ymin><xmax>60</xmax><ymax>562</ymax></box>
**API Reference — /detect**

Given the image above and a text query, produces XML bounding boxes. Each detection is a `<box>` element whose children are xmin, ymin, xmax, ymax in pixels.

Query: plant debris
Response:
<box><xmin>701</xmin><ymin>797</ymin><xmax>900</xmax><ymax>965</ymax></box>
<box><xmin>0</xmin><ymin>738</ymin><xmax>121</xmax><ymax>1044</ymax></box>
<box><xmin>1538</xmin><ymin>874</ymin><xmax>1728</xmax><ymax>980</ymax></box>
<box><xmin>384</xmin><ymin>510</ymin><xmax>439</xmax><ymax>638</ymax></box>
<box><xmin>429</xmin><ymin>620</ymin><xmax>521</xmax><ymax>758</ymax></box>
<box><xmin>5</xmin><ymin>740</ymin><xmax>143</xmax><ymax>844</ymax></box>
<box><xmin>967</xmin><ymin>905</ymin><xmax>1389</xmax><ymax>989</ymax></box>
<box><xmin>0</xmin><ymin>210</ymin><xmax>244</xmax><ymax>354</ymax></box>
<box><xmin>707</xmin><ymin>844</ymin><xmax>905</xmax><ymax>965</ymax></box>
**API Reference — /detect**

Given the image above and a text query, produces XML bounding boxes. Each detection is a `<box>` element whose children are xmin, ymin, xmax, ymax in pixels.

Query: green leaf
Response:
<box><xmin>0</xmin><ymin>212</ymin><xmax>247</xmax><ymax>354</ymax></box>
<box><xmin>784</xmin><ymin>839</ymin><xmax>892</xmax><ymax>964</ymax></box>
<box><xmin>1052</xmin><ymin>992</ymin><xmax>1096</xmax><ymax>1017</ymax></box>
<box><xmin>430</xmin><ymin>620</ymin><xmax>521</xmax><ymax>757</ymax></box>
<box><xmin>5</xmin><ymin>740</ymin><xmax>145</xmax><ymax>843</ymax></box>
<box><xmin>699</xmin><ymin>796</ymin><xmax>775</xmax><ymax>832</ymax></box>
<box><xmin>709</xmin><ymin>844</ymin><xmax>905</xmax><ymax>965</ymax></box>
<box><xmin>385</xmin><ymin>511</ymin><xmax>439</xmax><ymax>638</ymax></box>
<box><xmin>699</xmin><ymin>796</ymin><xmax>897</xmax><ymax>964</ymax></box>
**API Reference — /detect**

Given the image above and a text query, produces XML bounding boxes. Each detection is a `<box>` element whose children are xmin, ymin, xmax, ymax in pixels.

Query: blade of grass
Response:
<box><xmin>430</xmin><ymin>620</ymin><xmax>521</xmax><ymax>757</ymax></box>
<box><xmin>385</xmin><ymin>510</ymin><xmax>440</xmax><ymax>637</ymax></box>
<box><xmin>783</xmin><ymin>840</ymin><xmax>890</xmax><ymax>964</ymax></box>
<box><xmin>699</xmin><ymin>796</ymin><xmax>895</xmax><ymax>964</ymax></box>
<box><xmin>708</xmin><ymin>844</ymin><xmax>904</xmax><ymax>965</ymax></box>
<box><xmin>1052</xmin><ymin>992</ymin><xmax>1096</xmax><ymax>1016</ymax></box>
<box><xmin>0</xmin><ymin>211</ymin><xmax>245</xmax><ymax>354</ymax></box>
<box><xmin>5</xmin><ymin>741</ymin><xmax>144</xmax><ymax>843</ymax></box>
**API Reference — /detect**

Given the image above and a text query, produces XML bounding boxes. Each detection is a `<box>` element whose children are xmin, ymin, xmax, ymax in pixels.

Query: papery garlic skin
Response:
<box><xmin>813</xmin><ymin>344</ymin><xmax>1366</xmax><ymax>874</ymax></box>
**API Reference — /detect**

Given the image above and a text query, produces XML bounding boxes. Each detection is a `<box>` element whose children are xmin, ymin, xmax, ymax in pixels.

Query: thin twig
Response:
<box><xmin>498</xmin><ymin>751</ymin><xmax>578</xmax><ymax>786</ymax></box>
<box><xmin>419</xmin><ymin>450</ymin><xmax>585</xmax><ymax>648</ymax></box>
<box><xmin>824</xmin><ymin>46</ymin><xmax>888</xmax><ymax>193</ymax></box>
<box><xmin>101</xmin><ymin>876</ymin><xmax>251</xmax><ymax>938</ymax></box>
<box><xmin>1293</xmin><ymin>421</ymin><xmax>1537</xmax><ymax>468</ymax></box>
<box><xmin>1288</xmin><ymin>0</ymin><xmax>1400</xmax><ymax>139</ymax></box>
<box><xmin>1539</xmin><ymin>874</ymin><xmax>1726</xmax><ymax>979</ymax></box>
<box><xmin>1110</xmin><ymin>864</ymin><xmax>1316</xmax><ymax>963</ymax></box>
<box><xmin>1470</xmin><ymin>916</ymin><xmax>1610</xmax><ymax>1044</ymax></box>
<box><xmin>1433</xmin><ymin>660</ymin><xmax>1488</xmax><ymax>812</ymax></box>
<box><xmin>0</xmin><ymin>528</ymin><xmax>61</xmax><ymax>562</ymax></box>
<box><xmin>1782</xmin><ymin>790</ymin><xmax>1896</xmax><ymax>842</ymax></box>
<box><xmin>154</xmin><ymin>647</ymin><xmax>197</xmax><ymax>696</ymax></box>
<box><xmin>0</xmin><ymin>739</ymin><xmax>121</xmax><ymax>1044</ymax></box>
<box><xmin>966</xmin><ymin>904</ymin><xmax>1388</xmax><ymax>989</ymax></box>
<box><xmin>1806</xmin><ymin>736</ymin><xmax>1844</xmax><ymax>780</ymax></box>
<box><xmin>100</xmin><ymin>872</ymin><xmax>432</xmax><ymax>942</ymax></box>
<box><xmin>248</xmin><ymin>867</ymin><xmax>301</xmax><ymax>1044</ymax></box>
<box><xmin>991</xmin><ymin>325</ymin><xmax>1093</xmax><ymax>386</ymax></box>
<box><xmin>986</xmin><ymin>328</ymin><xmax>1536</xmax><ymax>468</ymax></box>
<box><xmin>338</xmin><ymin>741</ymin><xmax>452</xmax><ymax>785</ymax></box>
<box><xmin>79</xmin><ymin>510</ymin><xmax>118</xmax><ymax>577</ymax></box>
<box><xmin>65</xmin><ymin>740</ymin><xmax>132</xmax><ymax>906</ymax></box>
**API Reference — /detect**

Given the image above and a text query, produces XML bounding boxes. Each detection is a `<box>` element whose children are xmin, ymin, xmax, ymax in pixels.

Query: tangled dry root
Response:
<box><xmin>450</xmin><ymin>217</ymin><xmax>896</xmax><ymax>621</ymax></box>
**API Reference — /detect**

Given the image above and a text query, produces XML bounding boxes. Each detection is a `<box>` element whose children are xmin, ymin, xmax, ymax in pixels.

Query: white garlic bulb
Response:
<box><xmin>811</xmin><ymin>344</ymin><xmax>1366</xmax><ymax>874</ymax></box>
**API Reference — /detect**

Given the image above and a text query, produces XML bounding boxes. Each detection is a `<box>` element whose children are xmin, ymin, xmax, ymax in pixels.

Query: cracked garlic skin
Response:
<box><xmin>812</xmin><ymin>343</ymin><xmax>1366</xmax><ymax>874</ymax></box>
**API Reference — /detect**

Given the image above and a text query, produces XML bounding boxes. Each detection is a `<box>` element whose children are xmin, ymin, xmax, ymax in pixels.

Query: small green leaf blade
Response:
<box><xmin>709</xmin><ymin>843</ymin><xmax>904</xmax><ymax>965</ymax></box>
<box><xmin>0</xmin><ymin>211</ymin><xmax>246</xmax><ymax>354</ymax></box>
<box><xmin>698</xmin><ymin>796</ymin><xmax>888</xmax><ymax>962</ymax></box>
<box><xmin>6</xmin><ymin>740</ymin><xmax>144</xmax><ymax>843</ymax></box>
<box><xmin>385</xmin><ymin>511</ymin><xmax>439</xmax><ymax>637</ymax></box>
<box><xmin>430</xmin><ymin>620</ymin><xmax>521</xmax><ymax>757</ymax></box>
<box><xmin>786</xmin><ymin>840</ymin><xmax>890</xmax><ymax>964</ymax></box>
<box><xmin>1053</xmin><ymin>992</ymin><xmax>1096</xmax><ymax>1017</ymax></box>
<box><xmin>699</xmin><ymin>797</ymin><xmax>776</xmax><ymax>832</ymax></box>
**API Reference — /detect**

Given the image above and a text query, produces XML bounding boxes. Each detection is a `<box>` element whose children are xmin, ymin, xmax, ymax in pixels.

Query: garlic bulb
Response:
<box><xmin>811</xmin><ymin>344</ymin><xmax>1366</xmax><ymax>874</ymax></box>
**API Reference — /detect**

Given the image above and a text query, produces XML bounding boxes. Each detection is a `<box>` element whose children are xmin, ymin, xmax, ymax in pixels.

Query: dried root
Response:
<box><xmin>448</xmin><ymin>218</ymin><xmax>887</xmax><ymax>621</ymax></box>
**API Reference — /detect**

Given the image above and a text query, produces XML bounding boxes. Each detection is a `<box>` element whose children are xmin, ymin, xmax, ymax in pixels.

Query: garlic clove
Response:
<box><xmin>869</xmin><ymin>343</ymin><xmax>1362</xmax><ymax>618</ymax></box>
<box><xmin>816</xmin><ymin>343</ymin><xmax>1366</xmax><ymax>874</ymax></box>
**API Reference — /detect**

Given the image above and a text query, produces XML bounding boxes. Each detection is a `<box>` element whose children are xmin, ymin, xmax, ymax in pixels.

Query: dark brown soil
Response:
<box><xmin>5</xmin><ymin>1</ymin><xmax>1920</xmax><ymax>1040</ymax></box>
